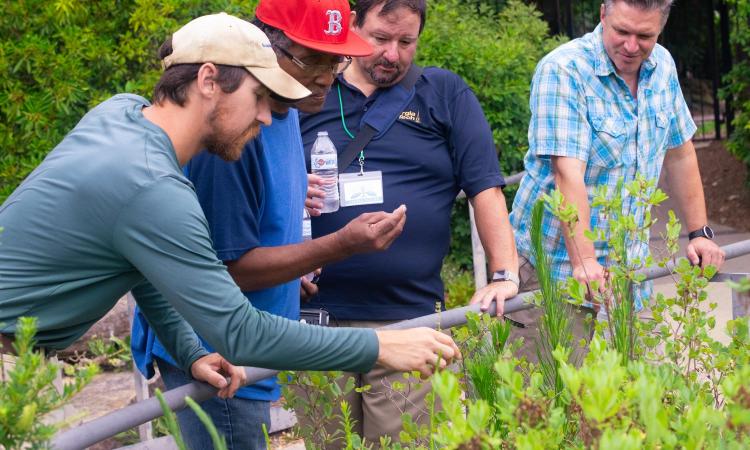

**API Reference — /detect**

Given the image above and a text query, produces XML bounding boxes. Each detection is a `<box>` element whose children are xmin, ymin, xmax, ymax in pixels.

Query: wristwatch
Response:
<box><xmin>491</xmin><ymin>270</ymin><xmax>520</xmax><ymax>288</ymax></box>
<box><xmin>688</xmin><ymin>225</ymin><xmax>715</xmax><ymax>241</ymax></box>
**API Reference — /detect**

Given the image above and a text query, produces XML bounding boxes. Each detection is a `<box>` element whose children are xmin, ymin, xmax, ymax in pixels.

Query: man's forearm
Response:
<box><xmin>226</xmin><ymin>234</ymin><xmax>350</xmax><ymax>291</ymax></box>
<box><xmin>552</xmin><ymin>157</ymin><xmax>595</xmax><ymax>266</ymax></box>
<box><xmin>227</xmin><ymin>207</ymin><xmax>407</xmax><ymax>291</ymax></box>
<box><xmin>470</xmin><ymin>187</ymin><xmax>518</xmax><ymax>273</ymax></box>
<box><xmin>663</xmin><ymin>141</ymin><xmax>708</xmax><ymax>232</ymax></box>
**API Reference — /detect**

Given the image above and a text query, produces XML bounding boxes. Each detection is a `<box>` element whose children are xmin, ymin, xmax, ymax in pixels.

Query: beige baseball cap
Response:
<box><xmin>163</xmin><ymin>13</ymin><xmax>311</xmax><ymax>100</ymax></box>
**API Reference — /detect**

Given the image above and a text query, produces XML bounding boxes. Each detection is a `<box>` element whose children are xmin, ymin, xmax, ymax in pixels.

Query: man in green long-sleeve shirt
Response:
<box><xmin>0</xmin><ymin>13</ymin><xmax>459</xmax><ymax>395</ymax></box>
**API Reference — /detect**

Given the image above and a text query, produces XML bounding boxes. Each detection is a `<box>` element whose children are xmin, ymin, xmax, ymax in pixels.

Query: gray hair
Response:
<box><xmin>603</xmin><ymin>0</ymin><xmax>674</xmax><ymax>24</ymax></box>
<box><xmin>251</xmin><ymin>17</ymin><xmax>294</xmax><ymax>54</ymax></box>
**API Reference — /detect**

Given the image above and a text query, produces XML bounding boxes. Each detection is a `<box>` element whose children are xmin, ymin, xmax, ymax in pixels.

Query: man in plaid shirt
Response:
<box><xmin>508</xmin><ymin>0</ymin><xmax>725</xmax><ymax>361</ymax></box>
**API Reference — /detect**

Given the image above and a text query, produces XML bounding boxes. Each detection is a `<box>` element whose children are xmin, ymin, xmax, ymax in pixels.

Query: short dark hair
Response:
<box><xmin>152</xmin><ymin>37</ymin><xmax>248</xmax><ymax>107</ymax></box>
<box><xmin>353</xmin><ymin>0</ymin><xmax>427</xmax><ymax>34</ymax></box>
<box><xmin>252</xmin><ymin>17</ymin><xmax>294</xmax><ymax>55</ymax></box>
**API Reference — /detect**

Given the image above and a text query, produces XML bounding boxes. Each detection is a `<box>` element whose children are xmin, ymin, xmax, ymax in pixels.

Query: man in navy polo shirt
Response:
<box><xmin>130</xmin><ymin>1</ymin><xmax>419</xmax><ymax>448</ymax></box>
<box><xmin>300</xmin><ymin>0</ymin><xmax>519</xmax><ymax>443</ymax></box>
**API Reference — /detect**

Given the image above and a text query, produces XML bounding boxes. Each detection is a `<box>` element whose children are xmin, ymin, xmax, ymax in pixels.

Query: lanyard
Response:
<box><xmin>337</xmin><ymin>82</ymin><xmax>365</xmax><ymax>174</ymax></box>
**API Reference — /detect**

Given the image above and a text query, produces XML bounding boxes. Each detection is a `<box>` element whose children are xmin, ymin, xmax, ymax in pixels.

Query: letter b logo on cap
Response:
<box><xmin>324</xmin><ymin>9</ymin><xmax>343</xmax><ymax>35</ymax></box>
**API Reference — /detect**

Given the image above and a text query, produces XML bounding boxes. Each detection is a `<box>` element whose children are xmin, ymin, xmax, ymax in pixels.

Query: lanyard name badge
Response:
<box><xmin>337</xmin><ymin>84</ymin><xmax>384</xmax><ymax>207</ymax></box>
<box><xmin>338</xmin><ymin>166</ymin><xmax>383</xmax><ymax>207</ymax></box>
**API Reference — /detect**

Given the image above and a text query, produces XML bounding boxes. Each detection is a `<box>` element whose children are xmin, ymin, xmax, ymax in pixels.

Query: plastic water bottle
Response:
<box><xmin>310</xmin><ymin>131</ymin><xmax>339</xmax><ymax>213</ymax></box>
<box><xmin>302</xmin><ymin>208</ymin><xmax>314</xmax><ymax>281</ymax></box>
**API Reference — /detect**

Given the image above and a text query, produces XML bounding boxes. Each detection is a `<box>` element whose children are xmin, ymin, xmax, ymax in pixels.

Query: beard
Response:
<box><xmin>204</xmin><ymin>106</ymin><xmax>262</xmax><ymax>162</ymax></box>
<box><xmin>364</xmin><ymin>58</ymin><xmax>402</xmax><ymax>86</ymax></box>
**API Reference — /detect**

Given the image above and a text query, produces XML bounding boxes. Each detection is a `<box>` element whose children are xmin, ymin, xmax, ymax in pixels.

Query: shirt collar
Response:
<box><xmin>592</xmin><ymin>23</ymin><xmax>658</xmax><ymax>78</ymax></box>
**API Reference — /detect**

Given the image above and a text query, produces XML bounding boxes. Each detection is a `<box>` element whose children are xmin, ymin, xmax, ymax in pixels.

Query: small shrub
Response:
<box><xmin>441</xmin><ymin>256</ymin><xmax>475</xmax><ymax>310</ymax></box>
<box><xmin>0</xmin><ymin>317</ymin><xmax>97</xmax><ymax>449</ymax></box>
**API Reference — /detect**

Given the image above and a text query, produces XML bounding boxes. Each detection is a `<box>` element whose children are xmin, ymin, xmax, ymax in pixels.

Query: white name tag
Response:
<box><xmin>338</xmin><ymin>171</ymin><xmax>384</xmax><ymax>207</ymax></box>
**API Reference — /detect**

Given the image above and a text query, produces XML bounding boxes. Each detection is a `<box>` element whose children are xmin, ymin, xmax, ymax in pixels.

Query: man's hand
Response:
<box><xmin>470</xmin><ymin>281</ymin><xmax>518</xmax><ymax>317</ymax></box>
<box><xmin>686</xmin><ymin>237</ymin><xmax>725</xmax><ymax>271</ymax></box>
<box><xmin>335</xmin><ymin>205</ymin><xmax>407</xmax><ymax>255</ymax></box>
<box><xmin>190</xmin><ymin>353</ymin><xmax>246</xmax><ymax>399</ymax></box>
<box><xmin>572</xmin><ymin>257</ymin><xmax>607</xmax><ymax>301</ymax></box>
<box><xmin>306</xmin><ymin>174</ymin><xmax>333</xmax><ymax>217</ymax></box>
<box><xmin>374</xmin><ymin>328</ymin><xmax>461</xmax><ymax>378</ymax></box>
<box><xmin>300</xmin><ymin>269</ymin><xmax>321</xmax><ymax>301</ymax></box>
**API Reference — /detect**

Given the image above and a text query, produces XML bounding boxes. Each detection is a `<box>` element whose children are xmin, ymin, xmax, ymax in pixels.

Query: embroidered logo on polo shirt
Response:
<box><xmin>399</xmin><ymin>110</ymin><xmax>421</xmax><ymax>123</ymax></box>
<box><xmin>324</xmin><ymin>10</ymin><xmax>343</xmax><ymax>35</ymax></box>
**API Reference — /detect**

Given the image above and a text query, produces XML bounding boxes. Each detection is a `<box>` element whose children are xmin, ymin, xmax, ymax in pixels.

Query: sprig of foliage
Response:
<box><xmin>279</xmin><ymin>370</ymin><xmax>356</xmax><ymax>449</ymax></box>
<box><xmin>154</xmin><ymin>389</ymin><xmax>228</xmax><ymax>450</ymax></box>
<box><xmin>530</xmin><ymin>199</ymin><xmax>575</xmax><ymax>400</ymax></box>
<box><xmin>0</xmin><ymin>317</ymin><xmax>97</xmax><ymax>449</ymax></box>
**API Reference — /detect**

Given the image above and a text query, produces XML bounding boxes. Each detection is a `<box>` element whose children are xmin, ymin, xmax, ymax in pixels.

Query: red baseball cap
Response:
<box><xmin>255</xmin><ymin>0</ymin><xmax>373</xmax><ymax>57</ymax></box>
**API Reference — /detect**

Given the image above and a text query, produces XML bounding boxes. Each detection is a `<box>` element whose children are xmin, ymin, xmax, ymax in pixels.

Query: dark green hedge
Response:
<box><xmin>724</xmin><ymin>1</ymin><xmax>750</xmax><ymax>181</ymax></box>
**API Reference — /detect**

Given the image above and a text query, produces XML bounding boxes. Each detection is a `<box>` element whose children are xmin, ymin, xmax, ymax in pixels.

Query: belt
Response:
<box><xmin>0</xmin><ymin>334</ymin><xmax>16</xmax><ymax>356</ymax></box>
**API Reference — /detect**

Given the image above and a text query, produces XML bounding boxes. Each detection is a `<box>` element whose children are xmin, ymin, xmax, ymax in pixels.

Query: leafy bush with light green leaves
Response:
<box><xmin>0</xmin><ymin>317</ymin><xmax>98</xmax><ymax>449</ymax></box>
<box><xmin>283</xmin><ymin>177</ymin><xmax>750</xmax><ymax>449</ymax></box>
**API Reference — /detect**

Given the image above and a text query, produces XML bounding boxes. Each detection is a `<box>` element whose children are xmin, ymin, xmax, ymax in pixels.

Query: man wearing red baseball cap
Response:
<box><xmin>130</xmin><ymin>2</ymin><xmax>422</xmax><ymax>449</ymax></box>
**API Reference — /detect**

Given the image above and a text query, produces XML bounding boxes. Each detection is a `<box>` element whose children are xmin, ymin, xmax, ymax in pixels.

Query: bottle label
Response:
<box><xmin>312</xmin><ymin>156</ymin><xmax>338</xmax><ymax>170</ymax></box>
<box><xmin>302</xmin><ymin>220</ymin><xmax>312</xmax><ymax>239</ymax></box>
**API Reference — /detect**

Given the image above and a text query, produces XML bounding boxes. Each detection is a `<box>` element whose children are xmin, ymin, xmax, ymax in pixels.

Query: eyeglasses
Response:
<box><xmin>275</xmin><ymin>45</ymin><xmax>352</xmax><ymax>75</ymax></box>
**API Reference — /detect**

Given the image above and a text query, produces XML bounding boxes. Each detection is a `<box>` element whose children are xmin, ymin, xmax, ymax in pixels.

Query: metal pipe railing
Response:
<box><xmin>51</xmin><ymin>238</ymin><xmax>750</xmax><ymax>450</ymax></box>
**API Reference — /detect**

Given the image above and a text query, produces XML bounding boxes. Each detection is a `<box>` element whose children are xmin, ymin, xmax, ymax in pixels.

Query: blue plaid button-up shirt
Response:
<box><xmin>509</xmin><ymin>24</ymin><xmax>696</xmax><ymax>307</ymax></box>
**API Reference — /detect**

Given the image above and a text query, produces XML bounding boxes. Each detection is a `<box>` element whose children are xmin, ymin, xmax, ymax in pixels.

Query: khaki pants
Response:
<box><xmin>295</xmin><ymin>319</ymin><xmax>445</xmax><ymax>449</ymax></box>
<box><xmin>505</xmin><ymin>256</ymin><xmax>595</xmax><ymax>365</ymax></box>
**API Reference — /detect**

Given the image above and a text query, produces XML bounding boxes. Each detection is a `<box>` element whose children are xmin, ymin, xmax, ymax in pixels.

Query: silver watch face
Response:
<box><xmin>703</xmin><ymin>225</ymin><xmax>715</xmax><ymax>239</ymax></box>
<box><xmin>492</xmin><ymin>270</ymin><xmax>508</xmax><ymax>281</ymax></box>
<box><xmin>492</xmin><ymin>270</ymin><xmax>519</xmax><ymax>286</ymax></box>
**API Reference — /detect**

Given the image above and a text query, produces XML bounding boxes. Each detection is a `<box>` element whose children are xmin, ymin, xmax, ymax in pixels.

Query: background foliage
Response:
<box><xmin>417</xmin><ymin>0</ymin><xmax>564</xmax><ymax>268</ymax></box>
<box><xmin>724</xmin><ymin>0</ymin><xmax>750</xmax><ymax>178</ymax></box>
<box><xmin>0</xmin><ymin>0</ymin><xmax>259</xmax><ymax>201</ymax></box>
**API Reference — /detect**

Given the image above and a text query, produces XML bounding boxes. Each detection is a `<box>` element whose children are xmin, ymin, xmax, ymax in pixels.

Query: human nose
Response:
<box><xmin>256</xmin><ymin>94</ymin><xmax>272</xmax><ymax>126</ymax></box>
<box><xmin>314</xmin><ymin>68</ymin><xmax>335</xmax><ymax>86</ymax></box>
<box><xmin>382</xmin><ymin>41</ymin><xmax>399</xmax><ymax>62</ymax></box>
<box><xmin>623</xmin><ymin>35</ymin><xmax>638</xmax><ymax>54</ymax></box>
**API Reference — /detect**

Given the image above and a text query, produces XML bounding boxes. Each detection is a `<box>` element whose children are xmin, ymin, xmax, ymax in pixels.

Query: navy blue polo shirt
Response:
<box><xmin>300</xmin><ymin>67</ymin><xmax>504</xmax><ymax>321</ymax></box>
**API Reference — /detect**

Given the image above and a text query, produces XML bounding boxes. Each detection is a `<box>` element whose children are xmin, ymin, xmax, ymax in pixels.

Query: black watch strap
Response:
<box><xmin>688</xmin><ymin>225</ymin><xmax>715</xmax><ymax>241</ymax></box>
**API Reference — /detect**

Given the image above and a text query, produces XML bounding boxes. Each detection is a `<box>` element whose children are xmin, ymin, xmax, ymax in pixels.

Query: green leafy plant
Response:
<box><xmin>529</xmin><ymin>199</ymin><xmax>575</xmax><ymax>400</ymax></box>
<box><xmin>154</xmin><ymin>389</ymin><xmax>228</xmax><ymax>450</ymax></box>
<box><xmin>424</xmin><ymin>175</ymin><xmax>750</xmax><ymax>448</ymax></box>
<box><xmin>64</xmin><ymin>334</ymin><xmax>132</xmax><ymax>371</ymax></box>
<box><xmin>0</xmin><ymin>317</ymin><xmax>98</xmax><ymax>449</ymax></box>
<box><xmin>279</xmin><ymin>370</ymin><xmax>357</xmax><ymax>449</ymax></box>
<box><xmin>441</xmin><ymin>256</ymin><xmax>476</xmax><ymax>310</ymax></box>
<box><xmin>543</xmin><ymin>174</ymin><xmax>669</xmax><ymax>364</ymax></box>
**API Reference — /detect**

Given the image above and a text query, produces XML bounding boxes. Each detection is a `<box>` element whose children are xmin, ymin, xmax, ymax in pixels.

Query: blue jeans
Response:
<box><xmin>156</xmin><ymin>357</ymin><xmax>270</xmax><ymax>450</ymax></box>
